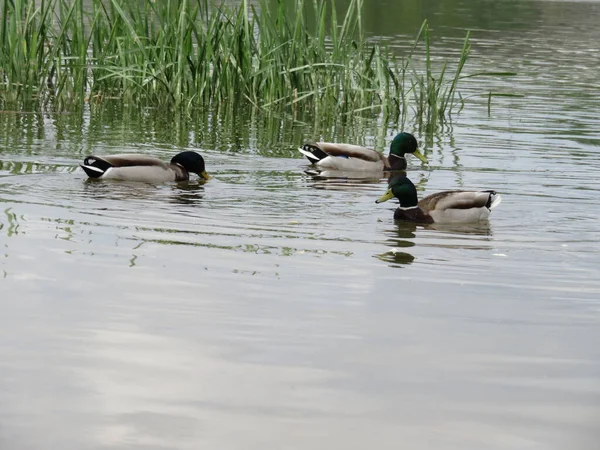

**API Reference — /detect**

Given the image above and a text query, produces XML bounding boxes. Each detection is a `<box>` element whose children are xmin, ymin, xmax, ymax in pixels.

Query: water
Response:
<box><xmin>1</xmin><ymin>1</ymin><xmax>600</xmax><ymax>449</ymax></box>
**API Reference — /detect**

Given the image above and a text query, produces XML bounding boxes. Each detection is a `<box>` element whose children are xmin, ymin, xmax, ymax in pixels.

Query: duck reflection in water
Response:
<box><xmin>421</xmin><ymin>221</ymin><xmax>493</xmax><ymax>237</ymax></box>
<box><xmin>82</xmin><ymin>177</ymin><xmax>207</xmax><ymax>207</ymax></box>
<box><xmin>306</xmin><ymin>168</ymin><xmax>409</xmax><ymax>191</ymax></box>
<box><xmin>167</xmin><ymin>182</ymin><xmax>206</xmax><ymax>205</ymax></box>
<box><xmin>374</xmin><ymin>222</ymin><xmax>418</xmax><ymax>267</ymax></box>
<box><xmin>374</xmin><ymin>219</ymin><xmax>494</xmax><ymax>268</ymax></box>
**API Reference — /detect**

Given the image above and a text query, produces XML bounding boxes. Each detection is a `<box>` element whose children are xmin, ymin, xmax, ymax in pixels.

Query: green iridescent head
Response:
<box><xmin>375</xmin><ymin>175</ymin><xmax>419</xmax><ymax>207</ymax></box>
<box><xmin>388</xmin><ymin>133</ymin><xmax>427</xmax><ymax>167</ymax></box>
<box><xmin>171</xmin><ymin>151</ymin><xmax>210</xmax><ymax>180</ymax></box>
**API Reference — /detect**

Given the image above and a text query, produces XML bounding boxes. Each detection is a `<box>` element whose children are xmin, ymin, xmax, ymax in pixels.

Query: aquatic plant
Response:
<box><xmin>0</xmin><ymin>0</ymin><xmax>512</xmax><ymax>129</ymax></box>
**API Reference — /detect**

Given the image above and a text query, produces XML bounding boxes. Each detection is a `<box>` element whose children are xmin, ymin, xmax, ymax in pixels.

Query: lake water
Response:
<box><xmin>1</xmin><ymin>0</ymin><xmax>600</xmax><ymax>449</ymax></box>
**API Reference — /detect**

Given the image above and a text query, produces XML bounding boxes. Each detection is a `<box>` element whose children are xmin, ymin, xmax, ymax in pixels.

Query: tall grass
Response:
<box><xmin>0</xmin><ymin>0</ymin><xmax>513</xmax><ymax>128</ymax></box>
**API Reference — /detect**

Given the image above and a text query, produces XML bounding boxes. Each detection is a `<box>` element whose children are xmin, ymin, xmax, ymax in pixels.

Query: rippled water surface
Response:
<box><xmin>1</xmin><ymin>1</ymin><xmax>600</xmax><ymax>449</ymax></box>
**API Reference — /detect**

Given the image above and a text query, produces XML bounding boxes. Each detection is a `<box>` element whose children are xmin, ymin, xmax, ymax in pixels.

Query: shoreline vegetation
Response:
<box><xmin>0</xmin><ymin>0</ymin><xmax>514</xmax><ymax>130</ymax></box>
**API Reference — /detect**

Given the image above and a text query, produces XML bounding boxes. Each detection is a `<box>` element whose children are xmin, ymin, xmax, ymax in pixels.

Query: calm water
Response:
<box><xmin>1</xmin><ymin>0</ymin><xmax>600</xmax><ymax>449</ymax></box>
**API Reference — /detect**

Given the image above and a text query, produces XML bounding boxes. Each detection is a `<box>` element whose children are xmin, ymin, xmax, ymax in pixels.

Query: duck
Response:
<box><xmin>80</xmin><ymin>151</ymin><xmax>210</xmax><ymax>183</ymax></box>
<box><xmin>299</xmin><ymin>132</ymin><xmax>427</xmax><ymax>172</ymax></box>
<box><xmin>375</xmin><ymin>175</ymin><xmax>501</xmax><ymax>224</ymax></box>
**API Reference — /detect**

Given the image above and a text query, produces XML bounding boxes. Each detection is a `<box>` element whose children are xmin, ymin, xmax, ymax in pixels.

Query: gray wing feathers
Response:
<box><xmin>420</xmin><ymin>190</ymin><xmax>494</xmax><ymax>212</ymax></box>
<box><xmin>95</xmin><ymin>154</ymin><xmax>168</xmax><ymax>168</ymax></box>
<box><xmin>317</xmin><ymin>143</ymin><xmax>384</xmax><ymax>163</ymax></box>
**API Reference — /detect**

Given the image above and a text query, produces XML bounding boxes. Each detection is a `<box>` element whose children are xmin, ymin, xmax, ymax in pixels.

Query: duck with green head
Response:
<box><xmin>299</xmin><ymin>132</ymin><xmax>427</xmax><ymax>172</ymax></box>
<box><xmin>80</xmin><ymin>151</ymin><xmax>210</xmax><ymax>183</ymax></box>
<box><xmin>376</xmin><ymin>175</ymin><xmax>502</xmax><ymax>224</ymax></box>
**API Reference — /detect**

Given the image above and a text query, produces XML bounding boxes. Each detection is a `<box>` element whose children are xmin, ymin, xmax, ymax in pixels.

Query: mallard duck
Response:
<box><xmin>376</xmin><ymin>176</ymin><xmax>501</xmax><ymax>223</ymax></box>
<box><xmin>80</xmin><ymin>151</ymin><xmax>210</xmax><ymax>182</ymax></box>
<box><xmin>299</xmin><ymin>132</ymin><xmax>427</xmax><ymax>171</ymax></box>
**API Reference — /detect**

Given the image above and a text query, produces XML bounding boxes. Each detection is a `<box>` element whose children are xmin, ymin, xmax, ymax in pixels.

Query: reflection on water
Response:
<box><xmin>306</xmin><ymin>168</ymin><xmax>385</xmax><ymax>181</ymax></box>
<box><xmin>388</xmin><ymin>221</ymin><xmax>419</xmax><ymax>241</ymax></box>
<box><xmin>374</xmin><ymin>248</ymin><xmax>416</xmax><ymax>266</ymax></box>
<box><xmin>374</xmin><ymin>221</ymin><xmax>494</xmax><ymax>267</ymax></box>
<box><xmin>305</xmin><ymin>168</ymin><xmax>433</xmax><ymax>194</ymax></box>
<box><xmin>3</xmin><ymin>207</ymin><xmax>21</xmax><ymax>237</ymax></box>
<box><xmin>168</xmin><ymin>183</ymin><xmax>207</xmax><ymax>206</ymax></box>
<box><xmin>423</xmin><ymin>221</ymin><xmax>493</xmax><ymax>237</ymax></box>
<box><xmin>1</xmin><ymin>0</ymin><xmax>600</xmax><ymax>449</ymax></box>
<box><xmin>83</xmin><ymin>177</ymin><xmax>208</xmax><ymax>207</ymax></box>
<box><xmin>374</xmin><ymin>222</ymin><xmax>418</xmax><ymax>266</ymax></box>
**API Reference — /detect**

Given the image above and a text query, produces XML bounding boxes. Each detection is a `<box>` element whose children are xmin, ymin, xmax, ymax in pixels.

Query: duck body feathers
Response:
<box><xmin>401</xmin><ymin>190</ymin><xmax>501</xmax><ymax>224</ymax></box>
<box><xmin>420</xmin><ymin>190</ymin><xmax>498</xmax><ymax>212</ymax></box>
<box><xmin>299</xmin><ymin>142</ymin><xmax>388</xmax><ymax>171</ymax></box>
<box><xmin>80</xmin><ymin>151</ymin><xmax>209</xmax><ymax>183</ymax></box>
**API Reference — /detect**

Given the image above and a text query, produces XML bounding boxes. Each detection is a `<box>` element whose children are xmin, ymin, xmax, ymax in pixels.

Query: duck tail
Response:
<box><xmin>81</xmin><ymin>156</ymin><xmax>112</xmax><ymax>178</ymax></box>
<box><xmin>298</xmin><ymin>143</ymin><xmax>329</xmax><ymax>163</ymax></box>
<box><xmin>486</xmin><ymin>191</ymin><xmax>502</xmax><ymax>210</ymax></box>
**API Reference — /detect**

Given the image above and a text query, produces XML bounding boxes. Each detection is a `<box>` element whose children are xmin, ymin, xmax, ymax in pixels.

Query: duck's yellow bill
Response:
<box><xmin>200</xmin><ymin>171</ymin><xmax>211</xmax><ymax>180</ymax></box>
<box><xmin>375</xmin><ymin>189</ymin><xmax>394</xmax><ymax>204</ymax></box>
<box><xmin>413</xmin><ymin>149</ymin><xmax>427</xmax><ymax>164</ymax></box>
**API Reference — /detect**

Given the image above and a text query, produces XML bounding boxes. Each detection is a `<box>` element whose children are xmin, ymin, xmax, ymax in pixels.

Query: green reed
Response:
<box><xmin>0</xmin><ymin>0</ymin><xmax>512</xmax><ymax>128</ymax></box>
